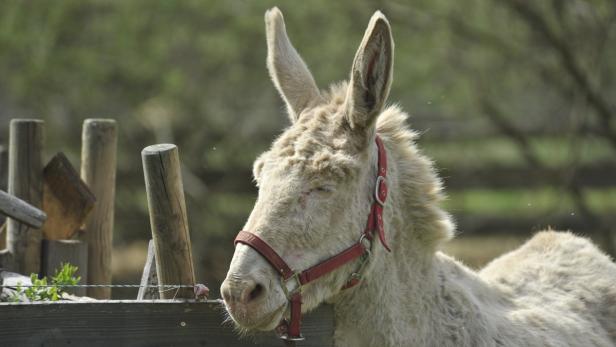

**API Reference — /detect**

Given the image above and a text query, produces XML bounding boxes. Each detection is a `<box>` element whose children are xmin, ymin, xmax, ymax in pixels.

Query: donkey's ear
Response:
<box><xmin>265</xmin><ymin>7</ymin><xmax>321</xmax><ymax>123</ymax></box>
<box><xmin>344</xmin><ymin>11</ymin><xmax>394</xmax><ymax>131</ymax></box>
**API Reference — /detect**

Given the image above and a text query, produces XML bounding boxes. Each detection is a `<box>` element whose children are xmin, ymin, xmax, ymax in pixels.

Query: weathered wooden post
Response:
<box><xmin>81</xmin><ymin>119</ymin><xmax>117</xmax><ymax>299</ymax></box>
<box><xmin>0</xmin><ymin>145</ymin><xmax>7</xmax><ymax>249</ymax></box>
<box><xmin>41</xmin><ymin>240</ymin><xmax>88</xmax><ymax>296</ymax></box>
<box><xmin>5</xmin><ymin>119</ymin><xmax>44</xmax><ymax>274</ymax></box>
<box><xmin>142</xmin><ymin>144</ymin><xmax>195</xmax><ymax>299</ymax></box>
<box><xmin>137</xmin><ymin>239</ymin><xmax>159</xmax><ymax>300</ymax></box>
<box><xmin>0</xmin><ymin>145</ymin><xmax>7</xmax><ymax>216</ymax></box>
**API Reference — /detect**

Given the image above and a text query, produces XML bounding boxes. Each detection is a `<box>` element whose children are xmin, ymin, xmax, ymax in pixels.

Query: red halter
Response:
<box><xmin>234</xmin><ymin>136</ymin><xmax>390</xmax><ymax>342</ymax></box>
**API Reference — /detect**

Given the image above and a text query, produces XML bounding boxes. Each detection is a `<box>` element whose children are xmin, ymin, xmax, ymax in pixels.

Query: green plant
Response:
<box><xmin>11</xmin><ymin>263</ymin><xmax>81</xmax><ymax>302</ymax></box>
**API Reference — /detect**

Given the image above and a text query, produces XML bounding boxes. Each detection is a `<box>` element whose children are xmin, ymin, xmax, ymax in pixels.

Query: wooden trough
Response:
<box><xmin>0</xmin><ymin>121</ymin><xmax>335</xmax><ymax>346</ymax></box>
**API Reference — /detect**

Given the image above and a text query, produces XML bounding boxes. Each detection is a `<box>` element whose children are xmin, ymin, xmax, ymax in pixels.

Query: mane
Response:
<box><xmin>325</xmin><ymin>82</ymin><xmax>455</xmax><ymax>248</ymax></box>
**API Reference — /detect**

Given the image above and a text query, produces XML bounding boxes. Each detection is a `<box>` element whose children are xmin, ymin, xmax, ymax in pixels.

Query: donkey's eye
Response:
<box><xmin>312</xmin><ymin>186</ymin><xmax>333</xmax><ymax>194</ymax></box>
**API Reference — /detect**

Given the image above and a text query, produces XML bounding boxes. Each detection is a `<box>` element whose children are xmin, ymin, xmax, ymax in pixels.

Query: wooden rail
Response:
<box><xmin>0</xmin><ymin>190</ymin><xmax>47</xmax><ymax>229</ymax></box>
<box><xmin>0</xmin><ymin>301</ymin><xmax>334</xmax><ymax>347</ymax></box>
<box><xmin>193</xmin><ymin>161</ymin><xmax>616</xmax><ymax>194</ymax></box>
<box><xmin>454</xmin><ymin>213</ymin><xmax>616</xmax><ymax>235</ymax></box>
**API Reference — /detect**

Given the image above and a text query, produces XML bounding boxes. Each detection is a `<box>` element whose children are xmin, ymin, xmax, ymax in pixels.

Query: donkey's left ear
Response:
<box><xmin>265</xmin><ymin>7</ymin><xmax>322</xmax><ymax>123</ymax></box>
<box><xmin>344</xmin><ymin>11</ymin><xmax>394</xmax><ymax>131</ymax></box>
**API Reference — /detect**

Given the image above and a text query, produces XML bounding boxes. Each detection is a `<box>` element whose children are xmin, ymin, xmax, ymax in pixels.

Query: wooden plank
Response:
<box><xmin>455</xmin><ymin>213</ymin><xmax>616</xmax><ymax>235</ymax></box>
<box><xmin>0</xmin><ymin>301</ymin><xmax>334</xmax><ymax>347</ymax></box>
<box><xmin>136</xmin><ymin>239</ymin><xmax>159</xmax><ymax>300</ymax></box>
<box><xmin>193</xmin><ymin>160</ymin><xmax>616</xmax><ymax>195</ymax></box>
<box><xmin>7</xmin><ymin>119</ymin><xmax>44</xmax><ymax>275</ymax></box>
<box><xmin>80</xmin><ymin>119</ymin><xmax>117</xmax><ymax>299</ymax></box>
<box><xmin>142</xmin><ymin>144</ymin><xmax>196</xmax><ymax>299</ymax></box>
<box><xmin>0</xmin><ymin>189</ymin><xmax>47</xmax><ymax>229</ymax></box>
<box><xmin>442</xmin><ymin>161</ymin><xmax>616</xmax><ymax>190</ymax></box>
<box><xmin>41</xmin><ymin>240</ymin><xmax>88</xmax><ymax>296</ymax></box>
<box><xmin>43</xmin><ymin>152</ymin><xmax>96</xmax><ymax>240</ymax></box>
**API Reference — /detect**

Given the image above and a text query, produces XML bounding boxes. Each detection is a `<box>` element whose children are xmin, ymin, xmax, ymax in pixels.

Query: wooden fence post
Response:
<box><xmin>142</xmin><ymin>144</ymin><xmax>195</xmax><ymax>299</ymax></box>
<box><xmin>41</xmin><ymin>239</ymin><xmax>88</xmax><ymax>296</ymax></box>
<box><xmin>0</xmin><ymin>145</ymin><xmax>7</xmax><ymax>249</ymax></box>
<box><xmin>80</xmin><ymin>119</ymin><xmax>117</xmax><ymax>299</ymax></box>
<box><xmin>6</xmin><ymin>119</ymin><xmax>44</xmax><ymax>275</ymax></box>
<box><xmin>0</xmin><ymin>145</ymin><xmax>7</xmax><ymax>219</ymax></box>
<box><xmin>0</xmin><ymin>145</ymin><xmax>7</xmax><ymax>191</ymax></box>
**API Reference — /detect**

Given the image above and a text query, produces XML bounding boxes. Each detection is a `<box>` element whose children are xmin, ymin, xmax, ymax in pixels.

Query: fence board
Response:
<box><xmin>195</xmin><ymin>161</ymin><xmax>616</xmax><ymax>194</ymax></box>
<box><xmin>455</xmin><ymin>213</ymin><xmax>616</xmax><ymax>235</ymax></box>
<box><xmin>0</xmin><ymin>300</ymin><xmax>334</xmax><ymax>347</ymax></box>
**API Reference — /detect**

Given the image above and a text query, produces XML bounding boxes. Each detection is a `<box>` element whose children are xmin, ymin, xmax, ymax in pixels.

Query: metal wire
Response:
<box><xmin>0</xmin><ymin>283</ymin><xmax>201</xmax><ymax>298</ymax></box>
<box><xmin>0</xmin><ymin>284</ymin><xmax>194</xmax><ymax>288</ymax></box>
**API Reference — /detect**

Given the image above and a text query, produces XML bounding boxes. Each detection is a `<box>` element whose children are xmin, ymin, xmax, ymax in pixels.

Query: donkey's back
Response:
<box><xmin>480</xmin><ymin>231</ymin><xmax>616</xmax><ymax>345</ymax></box>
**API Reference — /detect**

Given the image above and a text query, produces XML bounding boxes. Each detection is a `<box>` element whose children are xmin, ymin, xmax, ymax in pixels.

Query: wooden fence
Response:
<box><xmin>0</xmin><ymin>301</ymin><xmax>334</xmax><ymax>346</ymax></box>
<box><xmin>0</xmin><ymin>119</ymin><xmax>335</xmax><ymax>346</ymax></box>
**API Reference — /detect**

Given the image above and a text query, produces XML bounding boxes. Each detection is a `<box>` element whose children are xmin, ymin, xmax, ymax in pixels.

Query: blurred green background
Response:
<box><xmin>0</xmin><ymin>0</ymin><xmax>615</xmax><ymax>298</ymax></box>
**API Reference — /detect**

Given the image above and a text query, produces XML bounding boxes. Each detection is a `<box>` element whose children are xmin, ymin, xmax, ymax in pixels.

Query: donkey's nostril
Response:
<box><xmin>249</xmin><ymin>283</ymin><xmax>264</xmax><ymax>302</ymax></box>
<box><xmin>222</xmin><ymin>277</ymin><xmax>267</xmax><ymax>305</ymax></box>
<box><xmin>241</xmin><ymin>280</ymin><xmax>266</xmax><ymax>304</ymax></box>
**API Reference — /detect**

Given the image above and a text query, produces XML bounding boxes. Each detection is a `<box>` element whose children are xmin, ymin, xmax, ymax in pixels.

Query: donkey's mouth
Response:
<box><xmin>227</xmin><ymin>302</ymin><xmax>286</xmax><ymax>331</ymax></box>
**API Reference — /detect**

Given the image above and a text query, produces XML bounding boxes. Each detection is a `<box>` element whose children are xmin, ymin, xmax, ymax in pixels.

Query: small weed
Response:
<box><xmin>11</xmin><ymin>263</ymin><xmax>81</xmax><ymax>302</ymax></box>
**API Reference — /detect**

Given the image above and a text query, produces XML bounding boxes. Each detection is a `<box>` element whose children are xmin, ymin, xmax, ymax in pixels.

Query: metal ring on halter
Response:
<box><xmin>358</xmin><ymin>234</ymin><xmax>372</xmax><ymax>252</ymax></box>
<box><xmin>374</xmin><ymin>175</ymin><xmax>387</xmax><ymax>206</ymax></box>
<box><xmin>281</xmin><ymin>272</ymin><xmax>302</xmax><ymax>299</ymax></box>
<box><xmin>281</xmin><ymin>334</ymin><xmax>305</xmax><ymax>342</ymax></box>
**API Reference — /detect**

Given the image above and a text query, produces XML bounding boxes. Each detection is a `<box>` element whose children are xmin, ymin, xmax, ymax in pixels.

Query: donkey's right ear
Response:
<box><xmin>265</xmin><ymin>7</ymin><xmax>322</xmax><ymax>123</ymax></box>
<box><xmin>344</xmin><ymin>11</ymin><xmax>394</xmax><ymax>132</ymax></box>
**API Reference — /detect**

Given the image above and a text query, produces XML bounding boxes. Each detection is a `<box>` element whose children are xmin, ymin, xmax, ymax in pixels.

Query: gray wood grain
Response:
<box><xmin>0</xmin><ymin>300</ymin><xmax>334</xmax><ymax>347</ymax></box>
<box><xmin>7</xmin><ymin>119</ymin><xmax>44</xmax><ymax>275</ymax></box>
<box><xmin>80</xmin><ymin>119</ymin><xmax>117</xmax><ymax>299</ymax></box>
<box><xmin>0</xmin><ymin>145</ymin><xmax>7</xmax><ymax>231</ymax></box>
<box><xmin>41</xmin><ymin>240</ymin><xmax>88</xmax><ymax>296</ymax></box>
<box><xmin>137</xmin><ymin>239</ymin><xmax>159</xmax><ymax>300</ymax></box>
<box><xmin>0</xmin><ymin>189</ymin><xmax>46</xmax><ymax>229</ymax></box>
<box><xmin>142</xmin><ymin>144</ymin><xmax>196</xmax><ymax>299</ymax></box>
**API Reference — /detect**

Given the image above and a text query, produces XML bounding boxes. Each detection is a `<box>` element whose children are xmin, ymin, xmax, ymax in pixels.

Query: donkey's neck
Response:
<box><xmin>330</xmin><ymin>134</ymin><xmax>502</xmax><ymax>346</ymax></box>
<box><xmin>331</xmin><ymin>249</ymin><xmax>503</xmax><ymax>346</ymax></box>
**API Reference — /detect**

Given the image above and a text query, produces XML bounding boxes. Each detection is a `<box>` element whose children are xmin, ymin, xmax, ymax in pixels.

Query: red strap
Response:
<box><xmin>375</xmin><ymin>136</ymin><xmax>387</xmax><ymax>176</ymax></box>
<box><xmin>288</xmin><ymin>293</ymin><xmax>302</xmax><ymax>338</ymax></box>
<box><xmin>298</xmin><ymin>243</ymin><xmax>366</xmax><ymax>285</ymax></box>
<box><xmin>373</xmin><ymin>136</ymin><xmax>390</xmax><ymax>252</ymax></box>
<box><xmin>235</xmin><ymin>231</ymin><xmax>295</xmax><ymax>279</ymax></box>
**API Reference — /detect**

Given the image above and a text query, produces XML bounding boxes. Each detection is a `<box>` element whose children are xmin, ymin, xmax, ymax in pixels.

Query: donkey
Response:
<box><xmin>221</xmin><ymin>7</ymin><xmax>616</xmax><ymax>347</ymax></box>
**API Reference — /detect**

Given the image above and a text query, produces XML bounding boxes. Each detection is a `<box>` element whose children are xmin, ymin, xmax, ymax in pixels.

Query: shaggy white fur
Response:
<box><xmin>221</xmin><ymin>8</ymin><xmax>616</xmax><ymax>347</ymax></box>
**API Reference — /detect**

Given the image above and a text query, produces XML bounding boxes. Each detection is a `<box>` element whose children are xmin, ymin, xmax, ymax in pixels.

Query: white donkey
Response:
<box><xmin>221</xmin><ymin>7</ymin><xmax>616</xmax><ymax>347</ymax></box>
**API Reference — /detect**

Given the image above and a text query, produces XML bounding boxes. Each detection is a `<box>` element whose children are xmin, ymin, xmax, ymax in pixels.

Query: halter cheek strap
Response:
<box><xmin>234</xmin><ymin>135</ymin><xmax>390</xmax><ymax>342</ymax></box>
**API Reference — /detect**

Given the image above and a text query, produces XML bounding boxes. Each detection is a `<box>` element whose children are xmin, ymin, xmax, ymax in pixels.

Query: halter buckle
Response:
<box><xmin>281</xmin><ymin>272</ymin><xmax>302</xmax><ymax>299</ymax></box>
<box><xmin>374</xmin><ymin>175</ymin><xmax>387</xmax><ymax>206</ymax></box>
<box><xmin>279</xmin><ymin>333</ymin><xmax>306</xmax><ymax>342</ymax></box>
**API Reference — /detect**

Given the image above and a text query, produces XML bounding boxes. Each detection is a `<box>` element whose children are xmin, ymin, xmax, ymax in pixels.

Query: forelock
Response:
<box><xmin>268</xmin><ymin>82</ymin><xmax>359</xmax><ymax>180</ymax></box>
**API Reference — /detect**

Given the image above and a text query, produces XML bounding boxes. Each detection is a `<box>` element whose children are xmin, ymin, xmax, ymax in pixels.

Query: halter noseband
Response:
<box><xmin>234</xmin><ymin>136</ymin><xmax>390</xmax><ymax>342</ymax></box>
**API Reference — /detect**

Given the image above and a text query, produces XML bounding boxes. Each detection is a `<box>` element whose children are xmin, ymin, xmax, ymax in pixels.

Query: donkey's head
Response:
<box><xmin>221</xmin><ymin>7</ymin><xmax>394</xmax><ymax>331</ymax></box>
